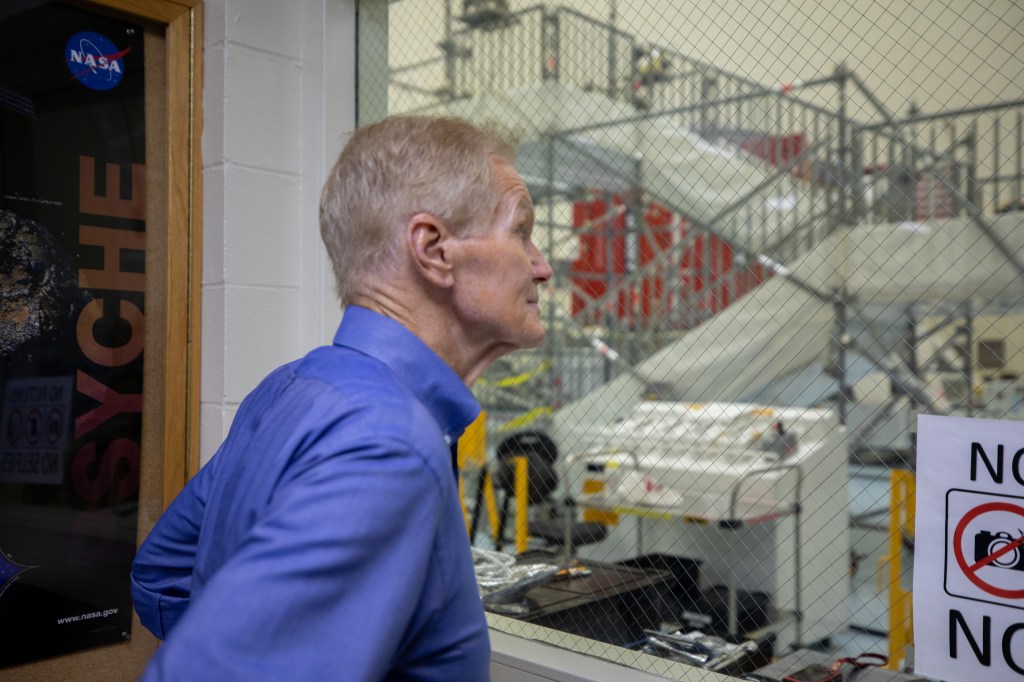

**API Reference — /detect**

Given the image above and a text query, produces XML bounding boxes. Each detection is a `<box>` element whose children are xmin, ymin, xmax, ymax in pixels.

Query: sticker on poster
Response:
<box><xmin>0</xmin><ymin>376</ymin><xmax>72</xmax><ymax>485</ymax></box>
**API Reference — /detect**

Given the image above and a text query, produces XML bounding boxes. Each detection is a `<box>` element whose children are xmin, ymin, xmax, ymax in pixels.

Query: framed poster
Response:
<box><xmin>0</xmin><ymin>0</ymin><xmax>201</xmax><ymax>673</ymax></box>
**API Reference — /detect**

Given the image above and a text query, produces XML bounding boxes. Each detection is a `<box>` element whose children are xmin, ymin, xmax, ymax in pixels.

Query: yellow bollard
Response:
<box><xmin>513</xmin><ymin>455</ymin><xmax>529</xmax><ymax>554</ymax></box>
<box><xmin>878</xmin><ymin>468</ymin><xmax>915</xmax><ymax>671</ymax></box>
<box><xmin>483</xmin><ymin>471</ymin><xmax>501</xmax><ymax>545</ymax></box>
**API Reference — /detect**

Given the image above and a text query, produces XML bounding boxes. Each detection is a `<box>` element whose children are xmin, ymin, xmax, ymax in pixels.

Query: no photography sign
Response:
<box><xmin>916</xmin><ymin>415</ymin><xmax>1024</xmax><ymax>680</ymax></box>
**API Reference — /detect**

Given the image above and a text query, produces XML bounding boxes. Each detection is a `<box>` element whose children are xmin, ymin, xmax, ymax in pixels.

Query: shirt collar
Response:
<box><xmin>332</xmin><ymin>305</ymin><xmax>481</xmax><ymax>444</ymax></box>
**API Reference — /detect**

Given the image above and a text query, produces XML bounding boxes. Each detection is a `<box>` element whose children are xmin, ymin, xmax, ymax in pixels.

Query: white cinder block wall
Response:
<box><xmin>200</xmin><ymin>0</ymin><xmax>355</xmax><ymax>466</ymax></box>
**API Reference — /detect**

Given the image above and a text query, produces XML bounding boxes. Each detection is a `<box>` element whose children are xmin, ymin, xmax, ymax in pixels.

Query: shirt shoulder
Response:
<box><xmin>224</xmin><ymin>345</ymin><xmax>450</xmax><ymax>491</ymax></box>
<box><xmin>290</xmin><ymin>345</ymin><xmax>431</xmax><ymax>440</ymax></box>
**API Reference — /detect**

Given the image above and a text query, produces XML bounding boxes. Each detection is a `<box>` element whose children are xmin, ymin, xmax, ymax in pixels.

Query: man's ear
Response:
<box><xmin>408</xmin><ymin>213</ymin><xmax>455</xmax><ymax>288</ymax></box>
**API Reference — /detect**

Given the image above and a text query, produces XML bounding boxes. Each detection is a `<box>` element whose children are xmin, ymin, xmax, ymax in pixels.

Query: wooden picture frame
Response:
<box><xmin>88</xmin><ymin>0</ymin><xmax>204</xmax><ymax>505</ymax></box>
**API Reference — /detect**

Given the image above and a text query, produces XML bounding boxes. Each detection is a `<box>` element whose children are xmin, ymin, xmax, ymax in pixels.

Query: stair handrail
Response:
<box><xmin>563</xmin><ymin>134</ymin><xmax>835</xmax><ymax>328</ymax></box>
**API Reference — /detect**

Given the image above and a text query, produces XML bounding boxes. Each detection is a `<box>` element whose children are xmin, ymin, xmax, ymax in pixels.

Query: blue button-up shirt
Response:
<box><xmin>132</xmin><ymin>306</ymin><xmax>490</xmax><ymax>681</ymax></box>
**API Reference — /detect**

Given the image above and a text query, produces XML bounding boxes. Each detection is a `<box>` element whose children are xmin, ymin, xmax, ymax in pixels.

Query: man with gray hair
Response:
<box><xmin>132</xmin><ymin>116</ymin><xmax>553</xmax><ymax>681</ymax></box>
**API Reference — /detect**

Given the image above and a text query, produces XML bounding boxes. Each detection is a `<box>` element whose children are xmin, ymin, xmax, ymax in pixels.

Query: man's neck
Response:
<box><xmin>348</xmin><ymin>288</ymin><xmax>471</xmax><ymax>384</ymax></box>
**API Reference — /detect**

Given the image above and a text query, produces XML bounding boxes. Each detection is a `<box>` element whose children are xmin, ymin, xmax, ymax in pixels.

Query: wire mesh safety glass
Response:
<box><xmin>359</xmin><ymin>1</ymin><xmax>1024</xmax><ymax>679</ymax></box>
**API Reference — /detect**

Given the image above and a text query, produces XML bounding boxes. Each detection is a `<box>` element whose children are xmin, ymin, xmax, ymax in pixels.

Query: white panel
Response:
<box><xmin>200</xmin><ymin>165</ymin><xmax>225</xmax><ymax>286</ymax></box>
<box><xmin>200</xmin><ymin>0</ymin><xmax>358</xmax><ymax>465</ymax></box>
<box><xmin>201</xmin><ymin>43</ymin><xmax>226</xmax><ymax>167</ymax></box>
<box><xmin>322</xmin><ymin>0</ymin><xmax>357</xmax><ymax>344</ymax></box>
<box><xmin>224</xmin><ymin>286</ymin><xmax>302</xmax><ymax>404</ymax></box>
<box><xmin>223</xmin><ymin>167</ymin><xmax>302</xmax><ymax>287</ymax></box>
<box><xmin>202</xmin><ymin>0</ymin><xmax>226</xmax><ymax>49</ymax></box>
<box><xmin>200</xmin><ymin>284</ymin><xmax>227</xmax><ymax>403</ymax></box>
<box><xmin>223</xmin><ymin>0</ymin><xmax>303</xmax><ymax>58</ymax></box>
<box><xmin>223</xmin><ymin>47</ymin><xmax>302</xmax><ymax>174</ymax></box>
<box><xmin>198</xmin><ymin>403</ymin><xmax>227</xmax><ymax>466</ymax></box>
<box><xmin>298</xmin><ymin>0</ymin><xmax>357</xmax><ymax>350</ymax></box>
<box><xmin>198</xmin><ymin>403</ymin><xmax>241</xmax><ymax>467</ymax></box>
<box><xmin>324</xmin><ymin>0</ymin><xmax>357</xmax><ymax>162</ymax></box>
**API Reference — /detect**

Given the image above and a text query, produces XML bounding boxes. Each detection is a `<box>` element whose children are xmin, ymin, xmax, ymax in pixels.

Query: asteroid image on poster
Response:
<box><xmin>0</xmin><ymin>209</ymin><xmax>90</xmax><ymax>356</ymax></box>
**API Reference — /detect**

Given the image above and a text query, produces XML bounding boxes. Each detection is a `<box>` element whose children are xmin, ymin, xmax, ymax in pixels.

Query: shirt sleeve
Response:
<box><xmin>139</xmin><ymin>435</ymin><xmax>447</xmax><ymax>682</ymax></box>
<box><xmin>131</xmin><ymin>463</ymin><xmax>211</xmax><ymax>639</ymax></box>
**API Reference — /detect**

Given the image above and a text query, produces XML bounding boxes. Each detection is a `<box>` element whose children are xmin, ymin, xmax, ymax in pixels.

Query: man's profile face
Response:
<box><xmin>450</xmin><ymin>156</ymin><xmax>553</xmax><ymax>357</ymax></box>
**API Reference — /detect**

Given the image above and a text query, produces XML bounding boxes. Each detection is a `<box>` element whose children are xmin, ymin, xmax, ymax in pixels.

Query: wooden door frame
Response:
<box><xmin>88</xmin><ymin>0</ymin><xmax>204</xmax><ymax>505</ymax></box>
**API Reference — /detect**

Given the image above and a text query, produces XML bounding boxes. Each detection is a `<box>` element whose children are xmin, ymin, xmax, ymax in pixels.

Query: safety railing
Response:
<box><xmin>391</xmin><ymin>2</ymin><xmax>1024</xmax><ymax>407</ymax></box>
<box><xmin>402</xmin><ymin>5</ymin><xmax>1024</xmax><ymax>223</ymax></box>
<box><xmin>860</xmin><ymin>99</ymin><xmax>1024</xmax><ymax>216</ymax></box>
<box><xmin>449</xmin><ymin>6</ymin><xmax>548</xmax><ymax>96</ymax></box>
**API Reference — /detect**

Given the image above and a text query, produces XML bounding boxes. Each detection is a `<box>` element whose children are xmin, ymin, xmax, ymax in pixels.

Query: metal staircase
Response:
<box><xmin>389</xmin><ymin>3</ymin><xmax>1024</xmax><ymax>427</ymax></box>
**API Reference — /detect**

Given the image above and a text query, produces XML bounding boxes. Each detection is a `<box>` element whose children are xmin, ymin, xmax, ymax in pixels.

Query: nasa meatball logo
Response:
<box><xmin>65</xmin><ymin>31</ymin><xmax>129</xmax><ymax>91</ymax></box>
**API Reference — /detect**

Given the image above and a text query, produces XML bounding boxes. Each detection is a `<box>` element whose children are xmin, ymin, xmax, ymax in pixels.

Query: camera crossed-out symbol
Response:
<box><xmin>974</xmin><ymin>529</ymin><xmax>1024</xmax><ymax>571</ymax></box>
<box><xmin>951</xmin><ymin>498</ymin><xmax>1024</xmax><ymax>601</ymax></box>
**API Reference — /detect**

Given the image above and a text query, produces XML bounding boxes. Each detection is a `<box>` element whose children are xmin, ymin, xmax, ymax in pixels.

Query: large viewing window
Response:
<box><xmin>359</xmin><ymin>2</ymin><xmax>1024</xmax><ymax>679</ymax></box>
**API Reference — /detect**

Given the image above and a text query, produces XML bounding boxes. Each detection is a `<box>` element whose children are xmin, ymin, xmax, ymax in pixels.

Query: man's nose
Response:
<box><xmin>532</xmin><ymin>248</ymin><xmax>553</xmax><ymax>283</ymax></box>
